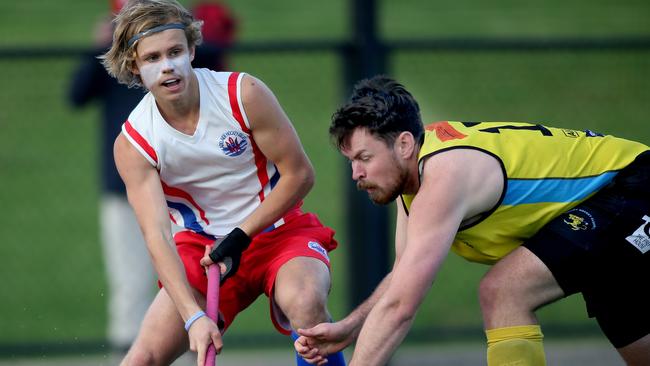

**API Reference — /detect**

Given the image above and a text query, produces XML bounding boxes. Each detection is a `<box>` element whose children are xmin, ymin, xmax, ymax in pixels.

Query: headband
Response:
<box><xmin>127</xmin><ymin>23</ymin><xmax>186</xmax><ymax>48</ymax></box>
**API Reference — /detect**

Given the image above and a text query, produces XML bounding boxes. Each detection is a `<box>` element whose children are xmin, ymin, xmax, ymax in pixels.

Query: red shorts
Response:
<box><xmin>165</xmin><ymin>212</ymin><xmax>338</xmax><ymax>335</ymax></box>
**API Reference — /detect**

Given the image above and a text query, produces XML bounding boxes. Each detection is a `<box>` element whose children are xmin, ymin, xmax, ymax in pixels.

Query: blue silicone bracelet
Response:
<box><xmin>184</xmin><ymin>310</ymin><xmax>206</xmax><ymax>331</ymax></box>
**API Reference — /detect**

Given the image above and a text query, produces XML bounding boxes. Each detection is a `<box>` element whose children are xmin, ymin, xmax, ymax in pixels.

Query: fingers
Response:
<box><xmin>196</xmin><ymin>341</ymin><xmax>206</xmax><ymax>366</ymax></box>
<box><xmin>294</xmin><ymin>336</ymin><xmax>312</xmax><ymax>354</ymax></box>
<box><xmin>297</xmin><ymin>324</ymin><xmax>326</xmax><ymax>338</ymax></box>
<box><xmin>212</xmin><ymin>332</ymin><xmax>224</xmax><ymax>354</ymax></box>
<box><xmin>200</xmin><ymin>245</ymin><xmax>215</xmax><ymax>267</ymax></box>
<box><xmin>295</xmin><ymin>336</ymin><xmax>327</xmax><ymax>365</ymax></box>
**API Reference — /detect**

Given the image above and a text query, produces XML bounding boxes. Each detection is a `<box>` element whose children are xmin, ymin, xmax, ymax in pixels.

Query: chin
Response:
<box><xmin>368</xmin><ymin>193</ymin><xmax>392</xmax><ymax>205</ymax></box>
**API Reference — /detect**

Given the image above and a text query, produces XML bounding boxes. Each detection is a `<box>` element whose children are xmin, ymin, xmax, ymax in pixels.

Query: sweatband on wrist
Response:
<box><xmin>184</xmin><ymin>310</ymin><xmax>206</xmax><ymax>331</ymax></box>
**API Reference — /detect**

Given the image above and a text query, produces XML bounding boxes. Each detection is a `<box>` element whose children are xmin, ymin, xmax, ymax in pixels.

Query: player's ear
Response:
<box><xmin>395</xmin><ymin>131</ymin><xmax>416</xmax><ymax>159</ymax></box>
<box><xmin>129</xmin><ymin>57</ymin><xmax>141</xmax><ymax>76</ymax></box>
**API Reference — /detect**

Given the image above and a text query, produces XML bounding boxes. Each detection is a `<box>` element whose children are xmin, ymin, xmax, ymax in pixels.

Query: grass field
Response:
<box><xmin>1</xmin><ymin>0</ymin><xmax>649</xmax><ymax>355</ymax></box>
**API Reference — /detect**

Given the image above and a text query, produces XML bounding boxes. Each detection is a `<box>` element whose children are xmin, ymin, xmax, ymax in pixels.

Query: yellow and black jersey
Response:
<box><xmin>400</xmin><ymin>121</ymin><xmax>649</xmax><ymax>264</ymax></box>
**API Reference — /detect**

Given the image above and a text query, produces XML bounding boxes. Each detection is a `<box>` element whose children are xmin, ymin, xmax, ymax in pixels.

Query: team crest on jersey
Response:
<box><xmin>563</xmin><ymin>208</ymin><xmax>596</xmax><ymax>231</ymax></box>
<box><xmin>218</xmin><ymin>130</ymin><xmax>249</xmax><ymax>157</ymax></box>
<box><xmin>308</xmin><ymin>241</ymin><xmax>329</xmax><ymax>262</ymax></box>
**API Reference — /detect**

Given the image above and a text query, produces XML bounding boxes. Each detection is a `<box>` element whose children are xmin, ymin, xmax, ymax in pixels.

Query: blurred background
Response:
<box><xmin>0</xmin><ymin>0</ymin><xmax>649</xmax><ymax>364</ymax></box>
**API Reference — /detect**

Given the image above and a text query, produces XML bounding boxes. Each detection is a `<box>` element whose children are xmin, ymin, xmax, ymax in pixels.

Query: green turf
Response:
<box><xmin>0</xmin><ymin>0</ymin><xmax>649</xmax><ymax>346</ymax></box>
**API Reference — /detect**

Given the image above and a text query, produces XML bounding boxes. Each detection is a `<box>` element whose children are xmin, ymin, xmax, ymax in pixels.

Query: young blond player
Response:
<box><xmin>101</xmin><ymin>1</ymin><xmax>346</xmax><ymax>365</ymax></box>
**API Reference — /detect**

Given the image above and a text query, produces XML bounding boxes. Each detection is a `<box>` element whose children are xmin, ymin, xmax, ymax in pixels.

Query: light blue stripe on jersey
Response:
<box><xmin>503</xmin><ymin>171</ymin><xmax>618</xmax><ymax>205</ymax></box>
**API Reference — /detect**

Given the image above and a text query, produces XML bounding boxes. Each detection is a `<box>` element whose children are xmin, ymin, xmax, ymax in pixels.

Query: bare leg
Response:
<box><xmin>121</xmin><ymin>287</ymin><xmax>205</xmax><ymax>366</ymax></box>
<box><xmin>617</xmin><ymin>333</ymin><xmax>650</xmax><ymax>366</ymax></box>
<box><xmin>479</xmin><ymin>246</ymin><xmax>565</xmax><ymax>328</ymax></box>
<box><xmin>274</xmin><ymin>257</ymin><xmax>331</xmax><ymax>330</ymax></box>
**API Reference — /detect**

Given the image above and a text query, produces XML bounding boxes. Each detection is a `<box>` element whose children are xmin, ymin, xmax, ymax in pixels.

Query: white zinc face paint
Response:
<box><xmin>138</xmin><ymin>52</ymin><xmax>193</xmax><ymax>91</ymax></box>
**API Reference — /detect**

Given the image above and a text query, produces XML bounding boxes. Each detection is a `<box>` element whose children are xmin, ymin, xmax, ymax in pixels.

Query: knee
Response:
<box><xmin>282</xmin><ymin>287</ymin><xmax>329</xmax><ymax>329</ymax></box>
<box><xmin>478</xmin><ymin>273</ymin><xmax>509</xmax><ymax>314</ymax></box>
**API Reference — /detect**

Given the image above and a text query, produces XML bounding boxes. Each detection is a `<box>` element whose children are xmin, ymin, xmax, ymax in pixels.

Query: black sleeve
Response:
<box><xmin>67</xmin><ymin>47</ymin><xmax>111</xmax><ymax>108</ymax></box>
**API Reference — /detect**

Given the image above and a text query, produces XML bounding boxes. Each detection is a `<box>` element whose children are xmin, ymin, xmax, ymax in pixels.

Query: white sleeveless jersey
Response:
<box><xmin>122</xmin><ymin>69</ymin><xmax>295</xmax><ymax>238</ymax></box>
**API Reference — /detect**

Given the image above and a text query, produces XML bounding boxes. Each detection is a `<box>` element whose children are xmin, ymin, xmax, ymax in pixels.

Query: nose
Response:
<box><xmin>161</xmin><ymin>57</ymin><xmax>174</xmax><ymax>73</ymax></box>
<box><xmin>351</xmin><ymin>161</ymin><xmax>365</xmax><ymax>181</ymax></box>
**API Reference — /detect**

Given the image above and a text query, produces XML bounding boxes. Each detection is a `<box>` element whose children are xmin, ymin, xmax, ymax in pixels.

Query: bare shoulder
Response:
<box><xmin>114</xmin><ymin>133</ymin><xmax>138</xmax><ymax>162</ymax></box>
<box><xmin>239</xmin><ymin>74</ymin><xmax>291</xmax><ymax>133</ymax></box>
<box><xmin>420</xmin><ymin>148</ymin><xmax>503</xmax><ymax>217</ymax></box>
<box><xmin>113</xmin><ymin>133</ymin><xmax>153</xmax><ymax>177</ymax></box>
<box><xmin>239</xmin><ymin>74</ymin><xmax>274</xmax><ymax>106</ymax></box>
<box><xmin>421</xmin><ymin>148</ymin><xmax>501</xmax><ymax>179</ymax></box>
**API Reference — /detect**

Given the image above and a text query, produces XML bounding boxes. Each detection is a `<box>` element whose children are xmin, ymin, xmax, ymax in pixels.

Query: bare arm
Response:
<box><xmin>349</xmin><ymin>149</ymin><xmax>503</xmax><ymax>366</ymax></box>
<box><xmin>334</xmin><ymin>199</ymin><xmax>410</xmax><ymax>337</ymax></box>
<box><xmin>114</xmin><ymin>134</ymin><xmax>221</xmax><ymax>361</ymax></box>
<box><xmin>200</xmin><ymin>75</ymin><xmax>315</xmax><ymax>280</ymax></box>
<box><xmin>295</xmin><ymin>200</ymin><xmax>410</xmax><ymax>364</ymax></box>
<box><xmin>236</xmin><ymin>74</ymin><xmax>314</xmax><ymax>236</ymax></box>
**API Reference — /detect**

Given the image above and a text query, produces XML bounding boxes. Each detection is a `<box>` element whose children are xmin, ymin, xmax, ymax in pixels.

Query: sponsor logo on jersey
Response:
<box><xmin>562</xmin><ymin>129</ymin><xmax>580</xmax><ymax>138</ymax></box>
<box><xmin>219</xmin><ymin>130</ymin><xmax>248</xmax><ymax>157</ymax></box>
<box><xmin>625</xmin><ymin>215</ymin><xmax>650</xmax><ymax>254</ymax></box>
<box><xmin>308</xmin><ymin>241</ymin><xmax>329</xmax><ymax>262</ymax></box>
<box><xmin>563</xmin><ymin>208</ymin><xmax>596</xmax><ymax>231</ymax></box>
<box><xmin>584</xmin><ymin>129</ymin><xmax>604</xmax><ymax>137</ymax></box>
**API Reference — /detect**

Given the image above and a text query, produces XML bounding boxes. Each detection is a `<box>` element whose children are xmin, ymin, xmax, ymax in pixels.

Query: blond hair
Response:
<box><xmin>100</xmin><ymin>0</ymin><xmax>203</xmax><ymax>88</ymax></box>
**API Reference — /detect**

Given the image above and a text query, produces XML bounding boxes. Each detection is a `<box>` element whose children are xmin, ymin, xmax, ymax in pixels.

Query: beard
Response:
<box><xmin>357</xmin><ymin>161</ymin><xmax>409</xmax><ymax>205</ymax></box>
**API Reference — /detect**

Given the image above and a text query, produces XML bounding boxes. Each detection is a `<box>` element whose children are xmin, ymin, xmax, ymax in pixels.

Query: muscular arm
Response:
<box><xmin>115</xmin><ymin>134</ymin><xmax>223</xmax><ymax>361</ymax></box>
<box><xmin>334</xmin><ymin>199</ymin><xmax>410</xmax><ymax>338</ymax></box>
<box><xmin>235</xmin><ymin>74</ymin><xmax>314</xmax><ymax>236</ymax></box>
<box><xmin>349</xmin><ymin>149</ymin><xmax>503</xmax><ymax>366</ymax></box>
<box><xmin>295</xmin><ymin>201</ymin><xmax>409</xmax><ymax>364</ymax></box>
<box><xmin>114</xmin><ymin>134</ymin><xmax>203</xmax><ymax>321</ymax></box>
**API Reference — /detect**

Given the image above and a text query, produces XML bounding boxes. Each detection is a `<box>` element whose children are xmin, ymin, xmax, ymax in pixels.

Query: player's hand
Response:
<box><xmin>294</xmin><ymin>335</ymin><xmax>327</xmax><ymax>365</ymax></box>
<box><xmin>201</xmin><ymin>245</ymin><xmax>228</xmax><ymax>278</ymax></box>
<box><xmin>200</xmin><ymin>227</ymin><xmax>251</xmax><ymax>282</ymax></box>
<box><xmin>295</xmin><ymin>322</ymin><xmax>354</xmax><ymax>365</ymax></box>
<box><xmin>187</xmin><ymin>315</ymin><xmax>222</xmax><ymax>366</ymax></box>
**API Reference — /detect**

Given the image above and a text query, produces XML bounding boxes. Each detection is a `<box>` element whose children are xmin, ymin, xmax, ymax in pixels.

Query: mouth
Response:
<box><xmin>357</xmin><ymin>182</ymin><xmax>375</xmax><ymax>192</ymax></box>
<box><xmin>161</xmin><ymin>78</ymin><xmax>181</xmax><ymax>89</ymax></box>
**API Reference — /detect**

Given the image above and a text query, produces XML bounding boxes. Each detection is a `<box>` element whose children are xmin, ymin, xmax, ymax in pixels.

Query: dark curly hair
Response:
<box><xmin>330</xmin><ymin>75</ymin><xmax>423</xmax><ymax>150</ymax></box>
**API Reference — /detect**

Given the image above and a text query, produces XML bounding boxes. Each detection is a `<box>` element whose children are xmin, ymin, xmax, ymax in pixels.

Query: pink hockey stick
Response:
<box><xmin>204</xmin><ymin>264</ymin><xmax>221</xmax><ymax>366</ymax></box>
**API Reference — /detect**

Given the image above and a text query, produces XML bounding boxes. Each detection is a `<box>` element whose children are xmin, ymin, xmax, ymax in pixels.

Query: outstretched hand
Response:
<box><xmin>294</xmin><ymin>322</ymin><xmax>354</xmax><ymax>365</ymax></box>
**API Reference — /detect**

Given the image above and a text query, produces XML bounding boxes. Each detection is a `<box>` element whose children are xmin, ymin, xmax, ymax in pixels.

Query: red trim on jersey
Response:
<box><xmin>227</xmin><ymin>72</ymin><xmax>249</xmax><ymax>133</ymax></box>
<box><xmin>250</xmin><ymin>140</ymin><xmax>270</xmax><ymax>201</ymax></box>
<box><xmin>124</xmin><ymin>120</ymin><xmax>159</xmax><ymax>164</ymax></box>
<box><xmin>161</xmin><ymin>180</ymin><xmax>211</xmax><ymax>225</ymax></box>
<box><xmin>227</xmin><ymin>72</ymin><xmax>270</xmax><ymax>202</ymax></box>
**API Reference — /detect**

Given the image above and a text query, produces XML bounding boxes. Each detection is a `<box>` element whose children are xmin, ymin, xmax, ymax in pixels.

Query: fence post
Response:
<box><xmin>342</xmin><ymin>0</ymin><xmax>391</xmax><ymax>318</ymax></box>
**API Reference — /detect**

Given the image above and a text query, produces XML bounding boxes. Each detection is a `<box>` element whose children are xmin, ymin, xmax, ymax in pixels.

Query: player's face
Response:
<box><xmin>341</xmin><ymin>128</ymin><xmax>409</xmax><ymax>205</ymax></box>
<box><xmin>133</xmin><ymin>29</ymin><xmax>195</xmax><ymax>98</ymax></box>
